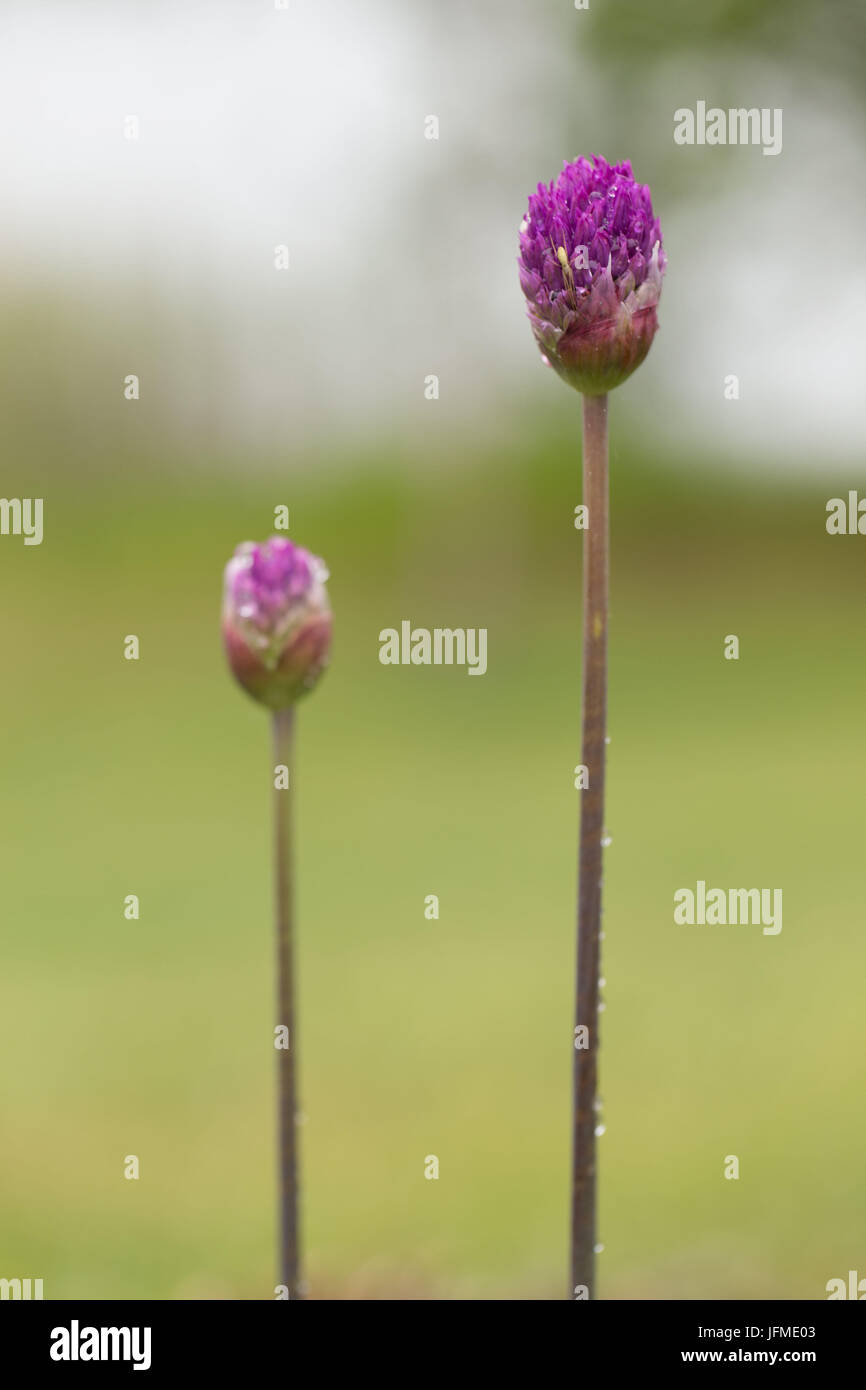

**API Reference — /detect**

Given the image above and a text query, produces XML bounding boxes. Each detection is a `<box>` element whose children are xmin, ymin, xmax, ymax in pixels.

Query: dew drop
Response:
<box><xmin>594</xmin><ymin>1123</ymin><xmax>606</xmax><ymax>1137</ymax></box>
<box><xmin>594</xmin><ymin>1243</ymin><xmax>605</xmax><ymax>1254</ymax></box>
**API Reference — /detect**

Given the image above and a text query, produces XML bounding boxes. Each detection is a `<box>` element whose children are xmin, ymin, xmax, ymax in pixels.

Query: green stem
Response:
<box><xmin>571</xmin><ymin>392</ymin><xmax>609</xmax><ymax>1299</ymax></box>
<box><xmin>273</xmin><ymin>706</ymin><xmax>302</xmax><ymax>1298</ymax></box>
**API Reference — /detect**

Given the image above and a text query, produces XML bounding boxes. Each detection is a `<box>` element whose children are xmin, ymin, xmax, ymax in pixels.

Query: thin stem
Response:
<box><xmin>571</xmin><ymin>392</ymin><xmax>609</xmax><ymax>1299</ymax></box>
<box><xmin>273</xmin><ymin>706</ymin><xmax>302</xmax><ymax>1298</ymax></box>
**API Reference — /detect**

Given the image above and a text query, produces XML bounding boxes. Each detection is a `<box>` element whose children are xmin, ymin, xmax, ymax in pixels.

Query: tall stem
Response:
<box><xmin>571</xmin><ymin>392</ymin><xmax>609</xmax><ymax>1299</ymax></box>
<box><xmin>273</xmin><ymin>706</ymin><xmax>302</xmax><ymax>1298</ymax></box>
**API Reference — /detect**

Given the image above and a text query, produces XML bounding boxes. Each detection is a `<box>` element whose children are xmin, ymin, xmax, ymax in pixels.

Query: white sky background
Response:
<box><xmin>0</xmin><ymin>0</ymin><xmax>863</xmax><ymax>472</ymax></box>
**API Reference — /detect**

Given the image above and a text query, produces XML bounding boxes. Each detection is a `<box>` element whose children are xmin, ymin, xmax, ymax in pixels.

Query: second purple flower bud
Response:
<box><xmin>222</xmin><ymin>536</ymin><xmax>332</xmax><ymax>710</ymax></box>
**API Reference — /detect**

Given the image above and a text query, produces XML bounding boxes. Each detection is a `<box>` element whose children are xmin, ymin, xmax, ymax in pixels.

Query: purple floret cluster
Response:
<box><xmin>519</xmin><ymin>156</ymin><xmax>663</xmax><ymax>307</ymax></box>
<box><xmin>518</xmin><ymin>155</ymin><xmax>665</xmax><ymax>393</ymax></box>
<box><xmin>227</xmin><ymin>538</ymin><xmax>322</xmax><ymax>639</ymax></box>
<box><xmin>222</xmin><ymin>536</ymin><xmax>332</xmax><ymax>709</ymax></box>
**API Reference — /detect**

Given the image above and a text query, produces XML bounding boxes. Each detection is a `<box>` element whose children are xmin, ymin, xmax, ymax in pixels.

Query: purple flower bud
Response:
<box><xmin>222</xmin><ymin>537</ymin><xmax>332</xmax><ymax>710</ymax></box>
<box><xmin>518</xmin><ymin>155</ymin><xmax>666</xmax><ymax>395</ymax></box>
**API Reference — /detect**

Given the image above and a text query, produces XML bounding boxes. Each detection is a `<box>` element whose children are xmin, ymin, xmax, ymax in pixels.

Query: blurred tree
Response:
<box><xmin>584</xmin><ymin>0</ymin><xmax>866</xmax><ymax>100</ymax></box>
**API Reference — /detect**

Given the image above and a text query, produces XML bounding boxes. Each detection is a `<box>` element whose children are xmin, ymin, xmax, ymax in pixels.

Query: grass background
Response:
<box><xmin>1</xmin><ymin>420</ymin><xmax>861</xmax><ymax>1299</ymax></box>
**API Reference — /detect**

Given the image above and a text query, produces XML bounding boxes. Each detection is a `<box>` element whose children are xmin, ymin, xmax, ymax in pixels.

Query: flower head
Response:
<box><xmin>518</xmin><ymin>155</ymin><xmax>665</xmax><ymax>395</ymax></box>
<box><xmin>222</xmin><ymin>536</ymin><xmax>332</xmax><ymax>710</ymax></box>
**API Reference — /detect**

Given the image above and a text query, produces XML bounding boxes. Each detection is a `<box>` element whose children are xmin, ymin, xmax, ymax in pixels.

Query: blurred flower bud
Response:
<box><xmin>222</xmin><ymin>537</ymin><xmax>332</xmax><ymax>710</ymax></box>
<box><xmin>518</xmin><ymin>155</ymin><xmax>665</xmax><ymax>395</ymax></box>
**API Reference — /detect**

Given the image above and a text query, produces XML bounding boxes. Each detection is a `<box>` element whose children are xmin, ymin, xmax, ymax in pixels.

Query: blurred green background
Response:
<box><xmin>1</xmin><ymin>0</ymin><xmax>863</xmax><ymax>1300</ymax></box>
<box><xmin>1</xmin><ymin>431</ymin><xmax>862</xmax><ymax>1300</ymax></box>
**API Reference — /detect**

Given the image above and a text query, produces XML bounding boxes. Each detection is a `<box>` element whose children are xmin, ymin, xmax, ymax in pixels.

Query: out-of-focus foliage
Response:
<box><xmin>586</xmin><ymin>0</ymin><xmax>866</xmax><ymax>95</ymax></box>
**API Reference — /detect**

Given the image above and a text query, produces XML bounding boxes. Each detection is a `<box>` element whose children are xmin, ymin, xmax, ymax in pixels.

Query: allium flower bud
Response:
<box><xmin>222</xmin><ymin>537</ymin><xmax>332</xmax><ymax>710</ymax></box>
<box><xmin>518</xmin><ymin>155</ymin><xmax>665</xmax><ymax>395</ymax></box>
